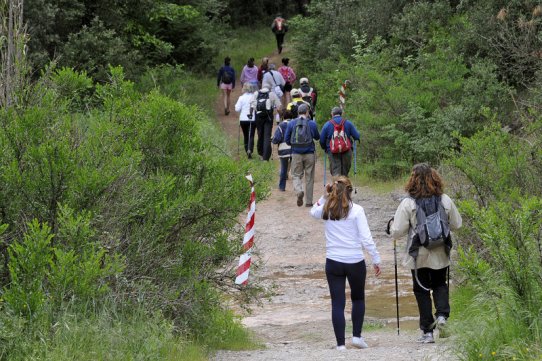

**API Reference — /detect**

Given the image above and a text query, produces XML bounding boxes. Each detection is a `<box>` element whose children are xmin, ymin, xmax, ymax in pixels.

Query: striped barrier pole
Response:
<box><xmin>339</xmin><ymin>80</ymin><xmax>350</xmax><ymax>110</ymax></box>
<box><xmin>235</xmin><ymin>174</ymin><xmax>256</xmax><ymax>285</ymax></box>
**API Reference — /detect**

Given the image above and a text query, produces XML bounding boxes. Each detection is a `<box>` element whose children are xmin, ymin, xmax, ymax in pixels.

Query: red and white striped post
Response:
<box><xmin>235</xmin><ymin>174</ymin><xmax>255</xmax><ymax>285</ymax></box>
<box><xmin>339</xmin><ymin>80</ymin><xmax>350</xmax><ymax>110</ymax></box>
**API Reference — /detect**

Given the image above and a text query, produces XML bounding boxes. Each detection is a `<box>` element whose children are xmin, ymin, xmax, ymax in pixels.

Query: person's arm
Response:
<box><xmin>271</xmin><ymin>125</ymin><xmax>283</xmax><ymax>145</ymax></box>
<box><xmin>310</xmin><ymin>195</ymin><xmax>327</xmax><ymax>219</ymax></box>
<box><xmin>271</xmin><ymin>92</ymin><xmax>282</xmax><ymax>112</ymax></box>
<box><xmin>284</xmin><ymin>121</ymin><xmax>293</xmax><ymax>146</ymax></box>
<box><xmin>240</xmin><ymin>66</ymin><xmax>246</xmax><ymax>85</ymax></box>
<box><xmin>312</xmin><ymin>89</ymin><xmax>318</xmax><ymax>109</ymax></box>
<box><xmin>290</xmin><ymin>67</ymin><xmax>296</xmax><ymax>83</ymax></box>
<box><xmin>217</xmin><ymin>67</ymin><xmax>223</xmax><ymax>87</ymax></box>
<box><xmin>445</xmin><ymin>195</ymin><xmax>462</xmax><ymax>230</ymax></box>
<box><xmin>319</xmin><ymin>123</ymin><xmax>328</xmax><ymax>151</ymax></box>
<box><xmin>348</xmin><ymin>121</ymin><xmax>361</xmax><ymax>141</ymax></box>
<box><xmin>311</xmin><ymin>121</ymin><xmax>320</xmax><ymax>141</ymax></box>
<box><xmin>232</xmin><ymin>68</ymin><xmax>236</xmax><ymax>89</ymax></box>
<box><xmin>234</xmin><ymin>96</ymin><xmax>243</xmax><ymax>113</ymax></box>
<box><xmin>390</xmin><ymin>198</ymin><xmax>414</xmax><ymax>239</ymax></box>
<box><xmin>355</xmin><ymin>206</ymin><xmax>381</xmax><ymax>269</ymax></box>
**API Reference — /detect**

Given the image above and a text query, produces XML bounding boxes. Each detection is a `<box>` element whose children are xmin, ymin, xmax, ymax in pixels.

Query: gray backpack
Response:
<box><xmin>290</xmin><ymin>118</ymin><xmax>313</xmax><ymax>149</ymax></box>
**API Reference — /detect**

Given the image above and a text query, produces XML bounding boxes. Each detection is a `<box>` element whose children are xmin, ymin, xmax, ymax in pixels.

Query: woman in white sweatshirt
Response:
<box><xmin>310</xmin><ymin>176</ymin><xmax>381</xmax><ymax>350</ymax></box>
<box><xmin>234</xmin><ymin>83</ymin><xmax>256</xmax><ymax>159</ymax></box>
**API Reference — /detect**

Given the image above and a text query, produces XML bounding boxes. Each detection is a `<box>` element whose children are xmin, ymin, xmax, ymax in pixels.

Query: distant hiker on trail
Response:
<box><xmin>310</xmin><ymin>176</ymin><xmax>381</xmax><ymax>351</ymax></box>
<box><xmin>284</xmin><ymin>103</ymin><xmax>320</xmax><ymax>207</ymax></box>
<box><xmin>287</xmin><ymin>88</ymin><xmax>313</xmax><ymax>119</ymax></box>
<box><xmin>319</xmin><ymin>107</ymin><xmax>360</xmax><ymax>176</ymax></box>
<box><xmin>262</xmin><ymin>63</ymin><xmax>286</xmax><ymax>99</ymax></box>
<box><xmin>271</xmin><ymin>14</ymin><xmax>288</xmax><ymax>54</ymax></box>
<box><xmin>217</xmin><ymin>56</ymin><xmax>235</xmax><ymax>115</ymax></box>
<box><xmin>257</xmin><ymin>57</ymin><xmax>269</xmax><ymax>87</ymax></box>
<box><xmin>272</xmin><ymin>109</ymin><xmax>293</xmax><ymax>191</ymax></box>
<box><xmin>389</xmin><ymin>163</ymin><xmax>462</xmax><ymax>344</ymax></box>
<box><xmin>240</xmin><ymin>57</ymin><xmax>259</xmax><ymax>88</ymax></box>
<box><xmin>250</xmin><ymin>85</ymin><xmax>282</xmax><ymax>161</ymax></box>
<box><xmin>278</xmin><ymin>57</ymin><xmax>296</xmax><ymax>104</ymax></box>
<box><xmin>299</xmin><ymin>77</ymin><xmax>318</xmax><ymax>113</ymax></box>
<box><xmin>235</xmin><ymin>83</ymin><xmax>257</xmax><ymax>159</ymax></box>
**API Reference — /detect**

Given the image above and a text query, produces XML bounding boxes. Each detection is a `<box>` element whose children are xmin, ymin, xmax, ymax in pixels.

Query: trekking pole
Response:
<box><xmin>353</xmin><ymin>140</ymin><xmax>358</xmax><ymax>175</ymax></box>
<box><xmin>386</xmin><ymin>217</ymin><xmax>400</xmax><ymax>336</ymax></box>
<box><xmin>237</xmin><ymin>124</ymin><xmax>241</xmax><ymax>157</ymax></box>
<box><xmin>323</xmin><ymin>150</ymin><xmax>327</xmax><ymax>187</ymax></box>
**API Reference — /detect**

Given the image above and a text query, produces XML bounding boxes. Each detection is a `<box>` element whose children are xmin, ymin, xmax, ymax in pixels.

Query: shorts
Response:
<box><xmin>284</xmin><ymin>82</ymin><xmax>293</xmax><ymax>92</ymax></box>
<box><xmin>220</xmin><ymin>83</ymin><xmax>233</xmax><ymax>90</ymax></box>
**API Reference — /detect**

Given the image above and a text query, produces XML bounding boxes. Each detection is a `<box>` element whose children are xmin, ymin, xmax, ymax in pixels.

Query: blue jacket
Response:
<box><xmin>272</xmin><ymin>120</ymin><xmax>292</xmax><ymax>157</ymax></box>
<box><xmin>284</xmin><ymin>116</ymin><xmax>320</xmax><ymax>154</ymax></box>
<box><xmin>319</xmin><ymin>116</ymin><xmax>360</xmax><ymax>152</ymax></box>
<box><xmin>217</xmin><ymin>65</ymin><xmax>236</xmax><ymax>88</ymax></box>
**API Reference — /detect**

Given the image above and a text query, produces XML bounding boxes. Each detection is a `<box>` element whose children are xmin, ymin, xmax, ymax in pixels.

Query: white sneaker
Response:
<box><xmin>436</xmin><ymin>315</ymin><xmax>446</xmax><ymax>328</ymax></box>
<box><xmin>417</xmin><ymin>332</ymin><xmax>435</xmax><ymax>343</ymax></box>
<box><xmin>352</xmin><ymin>336</ymin><xmax>368</xmax><ymax>349</ymax></box>
<box><xmin>336</xmin><ymin>345</ymin><xmax>347</xmax><ymax>350</ymax></box>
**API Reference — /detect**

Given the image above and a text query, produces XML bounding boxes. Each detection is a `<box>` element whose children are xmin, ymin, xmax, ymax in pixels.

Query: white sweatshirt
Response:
<box><xmin>235</xmin><ymin>92</ymin><xmax>255</xmax><ymax>121</ymax></box>
<box><xmin>310</xmin><ymin>196</ymin><xmax>381</xmax><ymax>265</ymax></box>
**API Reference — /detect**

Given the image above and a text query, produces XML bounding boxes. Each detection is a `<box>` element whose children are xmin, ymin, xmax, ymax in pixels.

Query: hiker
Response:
<box><xmin>389</xmin><ymin>163</ymin><xmax>462</xmax><ymax>344</ymax></box>
<box><xmin>257</xmin><ymin>57</ymin><xmax>269</xmax><ymax>87</ymax></box>
<box><xmin>240</xmin><ymin>57</ymin><xmax>259</xmax><ymax>88</ymax></box>
<box><xmin>319</xmin><ymin>107</ymin><xmax>360</xmax><ymax>176</ymax></box>
<box><xmin>217</xmin><ymin>56</ymin><xmax>236</xmax><ymax>115</ymax></box>
<box><xmin>284</xmin><ymin>103</ymin><xmax>320</xmax><ymax>207</ymax></box>
<box><xmin>299</xmin><ymin>77</ymin><xmax>318</xmax><ymax>113</ymax></box>
<box><xmin>278</xmin><ymin>57</ymin><xmax>296</xmax><ymax>104</ymax></box>
<box><xmin>271</xmin><ymin>14</ymin><xmax>288</xmax><ymax>54</ymax></box>
<box><xmin>262</xmin><ymin>63</ymin><xmax>286</xmax><ymax>99</ymax></box>
<box><xmin>235</xmin><ymin>83</ymin><xmax>257</xmax><ymax>159</ymax></box>
<box><xmin>310</xmin><ymin>176</ymin><xmax>381</xmax><ymax>351</ymax></box>
<box><xmin>250</xmin><ymin>85</ymin><xmax>282</xmax><ymax>161</ymax></box>
<box><xmin>271</xmin><ymin>109</ymin><xmax>293</xmax><ymax>191</ymax></box>
<box><xmin>287</xmin><ymin>88</ymin><xmax>313</xmax><ymax>120</ymax></box>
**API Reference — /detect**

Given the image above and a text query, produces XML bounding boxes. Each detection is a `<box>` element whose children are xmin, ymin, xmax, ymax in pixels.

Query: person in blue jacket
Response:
<box><xmin>217</xmin><ymin>57</ymin><xmax>236</xmax><ymax>115</ymax></box>
<box><xmin>284</xmin><ymin>104</ymin><xmax>320</xmax><ymax>207</ymax></box>
<box><xmin>319</xmin><ymin>107</ymin><xmax>360</xmax><ymax>177</ymax></box>
<box><xmin>271</xmin><ymin>110</ymin><xmax>293</xmax><ymax>191</ymax></box>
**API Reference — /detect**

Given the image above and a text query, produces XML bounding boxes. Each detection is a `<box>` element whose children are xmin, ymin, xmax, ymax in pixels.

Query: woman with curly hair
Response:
<box><xmin>389</xmin><ymin>163</ymin><xmax>462</xmax><ymax>344</ymax></box>
<box><xmin>310</xmin><ymin>176</ymin><xmax>381</xmax><ymax>351</ymax></box>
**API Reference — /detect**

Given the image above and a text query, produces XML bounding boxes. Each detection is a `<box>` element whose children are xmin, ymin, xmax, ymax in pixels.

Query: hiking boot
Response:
<box><xmin>296</xmin><ymin>192</ymin><xmax>304</xmax><ymax>207</ymax></box>
<box><xmin>417</xmin><ymin>332</ymin><xmax>435</xmax><ymax>344</ymax></box>
<box><xmin>352</xmin><ymin>336</ymin><xmax>368</xmax><ymax>349</ymax></box>
<box><xmin>336</xmin><ymin>345</ymin><xmax>346</xmax><ymax>351</ymax></box>
<box><xmin>435</xmin><ymin>316</ymin><xmax>449</xmax><ymax>338</ymax></box>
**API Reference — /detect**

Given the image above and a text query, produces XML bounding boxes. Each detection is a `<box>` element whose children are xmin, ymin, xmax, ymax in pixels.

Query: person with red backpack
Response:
<box><xmin>319</xmin><ymin>107</ymin><xmax>360</xmax><ymax>177</ymax></box>
<box><xmin>278</xmin><ymin>57</ymin><xmax>296</xmax><ymax>104</ymax></box>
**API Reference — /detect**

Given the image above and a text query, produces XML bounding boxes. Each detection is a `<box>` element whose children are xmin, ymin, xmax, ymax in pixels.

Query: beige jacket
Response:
<box><xmin>390</xmin><ymin>194</ymin><xmax>462</xmax><ymax>270</ymax></box>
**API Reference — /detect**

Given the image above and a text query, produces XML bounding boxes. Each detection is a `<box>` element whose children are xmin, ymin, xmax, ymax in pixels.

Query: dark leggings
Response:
<box><xmin>240</xmin><ymin>120</ymin><xmax>255</xmax><ymax>154</ymax></box>
<box><xmin>325</xmin><ymin>258</ymin><xmax>367</xmax><ymax>346</ymax></box>
<box><xmin>411</xmin><ymin>267</ymin><xmax>450</xmax><ymax>333</ymax></box>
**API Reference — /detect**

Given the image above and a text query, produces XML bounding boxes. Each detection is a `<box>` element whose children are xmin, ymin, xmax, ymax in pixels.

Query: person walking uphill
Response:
<box><xmin>217</xmin><ymin>57</ymin><xmax>235</xmax><ymax>115</ymax></box>
<box><xmin>271</xmin><ymin>14</ymin><xmax>288</xmax><ymax>54</ymax></box>
<box><xmin>284</xmin><ymin>104</ymin><xmax>320</xmax><ymax>207</ymax></box>
<box><xmin>250</xmin><ymin>85</ymin><xmax>281</xmax><ymax>161</ymax></box>
<box><xmin>389</xmin><ymin>163</ymin><xmax>462</xmax><ymax>344</ymax></box>
<box><xmin>235</xmin><ymin>83</ymin><xmax>257</xmax><ymax>159</ymax></box>
<box><xmin>320</xmin><ymin>107</ymin><xmax>360</xmax><ymax>176</ymax></box>
<box><xmin>271</xmin><ymin>110</ymin><xmax>293</xmax><ymax>191</ymax></box>
<box><xmin>310</xmin><ymin>176</ymin><xmax>381</xmax><ymax>351</ymax></box>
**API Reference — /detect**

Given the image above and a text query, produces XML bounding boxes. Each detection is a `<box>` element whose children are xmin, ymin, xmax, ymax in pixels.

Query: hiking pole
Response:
<box><xmin>353</xmin><ymin>140</ymin><xmax>358</xmax><ymax>175</ymax></box>
<box><xmin>386</xmin><ymin>217</ymin><xmax>400</xmax><ymax>336</ymax></box>
<box><xmin>237</xmin><ymin>124</ymin><xmax>241</xmax><ymax>157</ymax></box>
<box><xmin>323</xmin><ymin>150</ymin><xmax>327</xmax><ymax>187</ymax></box>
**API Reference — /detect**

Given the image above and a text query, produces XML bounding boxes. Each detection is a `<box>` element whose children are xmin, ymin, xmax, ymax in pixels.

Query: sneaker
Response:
<box><xmin>296</xmin><ymin>192</ymin><xmax>304</xmax><ymax>207</ymax></box>
<box><xmin>352</xmin><ymin>336</ymin><xmax>368</xmax><ymax>349</ymax></box>
<box><xmin>247</xmin><ymin>151</ymin><xmax>252</xmax><ymax>159</ymax></box>
<box><xmin>436</xmin><ymin>315</ymin><xmax>449</xmax><ymax>338</ymax></box>
<box><xmin>336</xmin><ymin>345</ymin><xmax>346</xmax><ymax>351</ymax></box>
<box><xmin>417</xmin><ymin>332</ymin><xmax>435</xmax><ymax>344</ymax></box>
<box><xmin>305</xmin><ymin>203</ymin><xmax>313</xmax><ymax>207</ymax></box>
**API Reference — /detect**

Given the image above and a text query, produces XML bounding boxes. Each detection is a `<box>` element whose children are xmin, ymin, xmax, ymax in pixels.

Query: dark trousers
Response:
<box><xmin>255</xmin><ymin>115</ymin><xmax>273</xmax><ymax>161</ymax></box>
<box><xmin>411</xmin><ymin>267</ymin><xmax>450</xmax><ymax>333</ymax></box>
<box><xmin>328</xmin><ymin>149</ymin><xmax>353</xmax><ymax>176</ymax></box>
<box><xmin>278</xmin><ymin>157</ymin><xmax>290</xmax><ymax>190</ymax></box>
<box><xmin>326</xmin><ymin>258</ymin><xmax>367</xmax><ymax>346</ymax></box>
<box><xmin>240</xmin><ymin>120</ymin><xmax>255</xmax><ymax>154</ymax></box>
<box><xmin>275</xmin><ymin>33</ymin><xmax>285</xmax><ymax>53</ymax></box>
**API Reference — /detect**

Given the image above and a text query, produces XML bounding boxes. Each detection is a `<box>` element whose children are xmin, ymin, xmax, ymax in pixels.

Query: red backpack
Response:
<box><xmin>329</xmin><ymin>118</ymin><xmax>352</xmax><ymax>154</ymax></box>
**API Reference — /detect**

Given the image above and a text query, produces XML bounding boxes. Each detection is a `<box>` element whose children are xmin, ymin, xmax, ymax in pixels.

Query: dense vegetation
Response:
<box><xmin>288</xmin><ymin>0</ymin><xmax>542</xmax><ymax>359</ymax></box>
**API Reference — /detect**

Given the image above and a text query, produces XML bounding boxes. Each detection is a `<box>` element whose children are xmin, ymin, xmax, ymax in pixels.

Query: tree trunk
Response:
<box><xmin>1</xmin><ymin>0</ymin><xmax>26</xmax><ymax>108</ymax></box>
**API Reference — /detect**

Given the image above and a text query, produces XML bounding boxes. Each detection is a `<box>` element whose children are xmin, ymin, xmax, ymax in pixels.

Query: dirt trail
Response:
<box><xmin>212</xmin><ymin>45</ymin><xmax>456</xmax><ymax>361</ymax></box>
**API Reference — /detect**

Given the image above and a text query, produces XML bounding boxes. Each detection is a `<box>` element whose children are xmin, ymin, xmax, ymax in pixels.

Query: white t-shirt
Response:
<box><xmin>235</xmin><ymin>92</ymin><xmax>255</xmax><ymax>121</ymax></box>
<box><xmin>310</xmin><ymin>196</ymin><xmax>381</xmax><ymax>265</ymax></box>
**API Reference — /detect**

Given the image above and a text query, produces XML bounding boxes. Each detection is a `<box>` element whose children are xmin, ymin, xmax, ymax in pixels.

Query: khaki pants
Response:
<box><xmin>291</xmin><ymin>152</ymin><xmax>316</xmax><ymax>205</ymax></box>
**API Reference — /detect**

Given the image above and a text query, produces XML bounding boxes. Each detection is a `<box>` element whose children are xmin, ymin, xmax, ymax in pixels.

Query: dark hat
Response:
<box><xmin>331</xmin><ymin>107</ymin><xmax>342</xmax><ymax>116</ymax></box>
<box><xmin>298</xmin><ymin>103</ymin><xmax>309</xmax><ymax>115</ymax></box>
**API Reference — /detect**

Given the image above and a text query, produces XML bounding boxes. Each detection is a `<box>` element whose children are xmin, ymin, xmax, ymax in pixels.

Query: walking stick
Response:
<box><xmin>387</xmin><ymin>217</ymin><xmax>400</xmax><ymax>336</ymax></box>
<box><xmin>323</xmin><ymin>150</ymin><xmax>327</xmax><ymax>186</ymax></box>
<box><xmin>353</xmin><ymin>140</ymin><xmax>358</xmax><ymax>175</ymax></box>
<box><xmin>247</xmin><ymin>122</ymin><xmax>253</xmax><ymax>158</ymax></box>
<box><xmin>237</xmin><ymin>123</ymin><xmax>241</xmax><ymax>157</ymax></box>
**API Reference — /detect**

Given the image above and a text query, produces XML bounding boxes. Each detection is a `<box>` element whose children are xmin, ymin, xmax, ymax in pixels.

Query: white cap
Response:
<box><xmin>300</xmin><ymin>77</ymin><xmax>309</xmax><ymax>84</ymax></box>
<box><xmin>291</xmin><ymin>88</ymin><xmax>301</xmax><ymax>97</ymax></box>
